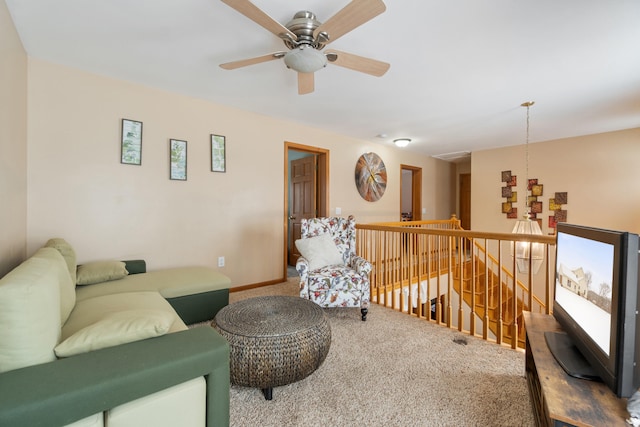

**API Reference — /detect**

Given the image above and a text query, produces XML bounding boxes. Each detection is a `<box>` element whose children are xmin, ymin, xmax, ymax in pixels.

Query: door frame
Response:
<box><xmin>283</xmin><ymin>141</ymin><xmax>330</xmax><ymax>279</ymax></box>
<box><xmin>400</xmin><ymin>164</ymin><xmax>422</xmax><ymax>221</ymax></box>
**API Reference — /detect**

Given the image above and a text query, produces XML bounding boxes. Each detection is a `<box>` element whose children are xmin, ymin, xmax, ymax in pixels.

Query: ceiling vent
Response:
<box><xmin>432</xmin><ymin>151</ymin><xmax>471</xmax><ymax>162</ymax></box>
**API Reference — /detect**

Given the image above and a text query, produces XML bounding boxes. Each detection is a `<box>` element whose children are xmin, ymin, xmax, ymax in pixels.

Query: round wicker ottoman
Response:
<box><xmin>213</xmin><ymin>295</ymin><xmax>331</xmax><ymax>400</ymax></box>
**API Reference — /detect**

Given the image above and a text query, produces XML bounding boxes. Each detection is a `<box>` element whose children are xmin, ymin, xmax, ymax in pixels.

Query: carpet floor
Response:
<box><xmin>214</xmin><ymin>279</ymin><xmax>535</xmax><ymax>426</ymax></box>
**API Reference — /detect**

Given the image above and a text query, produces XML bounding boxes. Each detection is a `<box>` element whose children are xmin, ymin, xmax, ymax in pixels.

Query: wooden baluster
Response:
<box><xmin>512</xmin><ymin>244</ymin><xmax>519</xmax><ymax>349</ymax></box>
<box><xmin>483</xmin><ymin>239</ymin><xmax>490</xmax><ymax>341</ymax></box>
<box><xmin>470</xmin><ymin>238</ymin><xmax>476</xmax><ymax>337</ymax></box>
<box><xmin>447</xmin><ymin>235</ymin><xmax>453</xmax><ymax>328</ymax></box>
<box><xmin>458</xmin><ymin>235</ymin><xmax>464</xmax><ymax>332</ymax></box>
<box><xmin>496</xmin><ymin>242</ymin><xmax>503</xmax><ymax>345</ymax></box>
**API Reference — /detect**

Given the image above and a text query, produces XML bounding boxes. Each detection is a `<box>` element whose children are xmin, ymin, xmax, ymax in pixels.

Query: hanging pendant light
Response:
<box><xmin>511</xmin><ymin>101</ymin><xmax>544</xmax><ymax>274</ymax></box>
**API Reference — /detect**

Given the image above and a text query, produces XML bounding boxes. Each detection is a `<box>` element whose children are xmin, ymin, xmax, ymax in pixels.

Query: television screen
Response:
<box><xmin>550</xmin><ymin>223</ymin><xmax>640</xmax><ymax>398</ymax></box>
<box><xmin>555</xmin><ymin>232</ymin><xmax>614</xmax><ymax>356</ymax></box>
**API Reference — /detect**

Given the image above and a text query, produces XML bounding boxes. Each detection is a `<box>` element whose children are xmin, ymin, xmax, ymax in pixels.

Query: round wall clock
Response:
<box><xmin>355</xmin><ymin>152</ymin><xmax>387</xmax><ymax>202</ymax></box>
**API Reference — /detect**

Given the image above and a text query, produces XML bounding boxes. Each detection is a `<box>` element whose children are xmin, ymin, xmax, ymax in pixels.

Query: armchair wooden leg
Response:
<box><xmin>361</xmin><ymin>308</ymin><xmax>368</xmax><ymax>321</ymax></box>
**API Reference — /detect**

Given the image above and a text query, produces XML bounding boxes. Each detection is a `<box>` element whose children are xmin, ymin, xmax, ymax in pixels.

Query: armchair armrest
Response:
<box><xmin>295</xmin><ymin>257</ymin><xmax>310</xmax><ymax>280</ymax></box>
<box><xmin>349</xmin><ymin>254</ymin><xmax>372</xmax><ymax>276</ymax></box>
<box><xmin>0</xmin><ymin>327</ymin><xmax>229</xmax><ymax>427</ymax></box>
<box><xmin>296</xmin><ymin>256</ymin><xmax>310</xmax><ymax>296</ymax></box>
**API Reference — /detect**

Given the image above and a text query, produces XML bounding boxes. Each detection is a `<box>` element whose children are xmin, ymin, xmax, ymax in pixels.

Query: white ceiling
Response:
<box><xmin>6</xmin><ymin>0</ymin><xmax>640</xmax><ymax>159</ymax></box>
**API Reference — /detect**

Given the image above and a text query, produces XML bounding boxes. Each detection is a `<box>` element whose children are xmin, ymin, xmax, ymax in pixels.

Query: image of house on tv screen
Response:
<box><xmin>555</xmin><ymin>232</ymin><xmax>614</xmax><ymax>355</ymax></box>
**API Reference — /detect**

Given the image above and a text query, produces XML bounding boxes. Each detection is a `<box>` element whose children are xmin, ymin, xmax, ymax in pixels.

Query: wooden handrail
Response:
<box><xmin>355</xmin><ymin>215</ymin><xmax>557</xmax><ymax>350</ymax></box>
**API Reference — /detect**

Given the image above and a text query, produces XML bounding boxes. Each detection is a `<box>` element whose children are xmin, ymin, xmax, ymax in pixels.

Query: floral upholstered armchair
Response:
<box><xmin>295</xmin><ymin>215</ymin><xmax>372</xmax><ymax>321</ymax></box>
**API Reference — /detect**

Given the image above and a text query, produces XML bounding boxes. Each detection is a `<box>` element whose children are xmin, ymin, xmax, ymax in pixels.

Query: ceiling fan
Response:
<box><xmin>219</xmin><ymin>0</ymin><xmax>390</xmax><ymax>95</ymax></box>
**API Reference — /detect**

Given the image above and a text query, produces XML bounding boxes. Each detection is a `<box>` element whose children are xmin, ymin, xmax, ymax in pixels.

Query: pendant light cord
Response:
<box><xmin>521</xmin><ymin>101</ymin><xmax>534</xmax><ymax>219</ymax></box>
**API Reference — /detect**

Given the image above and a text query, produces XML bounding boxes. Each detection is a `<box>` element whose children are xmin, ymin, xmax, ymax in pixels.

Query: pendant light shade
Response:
<box><xmin>512</xmin><ymin>215</ymin><xmax>544</xmax><ymax>274</ymax></box>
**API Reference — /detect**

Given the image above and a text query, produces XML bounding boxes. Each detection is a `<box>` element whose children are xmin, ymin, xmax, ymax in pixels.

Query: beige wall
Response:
<box><xmin>0</xmin><ymin>0</ymin><xmax>28</xmax><ymax>276</ymax></box>
<box><xmin>26</xmin><ymin>59</ymin><xmax>455</xmax><ymax>287</ymax></box>
<box><xmin>471</xmin><ymin>128</ymin><xmax>640</xmax><ymax>235</ymax></box>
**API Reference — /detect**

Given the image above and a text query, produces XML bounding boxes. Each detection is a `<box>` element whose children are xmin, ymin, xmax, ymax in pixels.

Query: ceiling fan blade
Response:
<box><xmin>314</xmin><ymin>0</ymin><xmax>386</xmax><ymax>44</ymax></box>
<box><xmin>326</xmin><ymin>50</ymin><xmax>390</xmax><ymax>77</ymax></box>
<box><xmin>220</xmin><ymin>52</ymin><xmax>286</xmax><ymax>70</ymax></box>
<box><xmin>220</xmin><ymin>0</ymin><xmax>297</xmax><ymax>41</ymax></box>
<box><xmin>298</xmin><ymin>72</ymin><xmax>314</xmax><ymax>95</ymax></box>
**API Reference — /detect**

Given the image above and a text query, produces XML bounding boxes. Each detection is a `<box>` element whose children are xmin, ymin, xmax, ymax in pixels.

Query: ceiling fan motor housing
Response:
<box><xmin>284</xmin><ymin>11</ymin><xmax>324</xmax><ymax>49</ymax></box>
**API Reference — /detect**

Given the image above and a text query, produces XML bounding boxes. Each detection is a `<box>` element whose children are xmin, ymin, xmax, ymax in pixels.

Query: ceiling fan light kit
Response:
<box><xmin>219</xmin><ymin>0</ymin><xmax>390</xmax><ymax>94</ymax></box>
<box><xmin>284</xmin><ymin>46</ymin><xmax>328</xmax><ymax>73</ymax></box>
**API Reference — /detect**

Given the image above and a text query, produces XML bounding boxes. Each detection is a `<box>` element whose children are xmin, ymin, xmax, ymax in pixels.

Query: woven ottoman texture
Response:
<box><xmin>213</xmin><ymin>295</ymin><xmax>331</xmax><ymax>400</ymax></box>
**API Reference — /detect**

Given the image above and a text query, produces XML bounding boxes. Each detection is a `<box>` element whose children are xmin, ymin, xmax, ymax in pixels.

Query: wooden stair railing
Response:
<box><xmin>356</xmin><ymin>216</ymin><xmax>556</xmax><ymax>350</ymax></box>
<box><xmin>456</xmin><ymin>257</ymin><xmax>525</xmax><ymax>347</ymax></box>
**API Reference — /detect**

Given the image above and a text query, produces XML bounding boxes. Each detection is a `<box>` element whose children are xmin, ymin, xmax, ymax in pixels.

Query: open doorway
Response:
<box><xmin>400</xmin><ymin>165</ymin><xmax>422</xmax><ymax>221</ymax></box>
<box><xmin>283</xmin><ymin>142</ymin><xmax>330</xmax><ymax>279</ymax></box>
<box><xmin>459</xmin><ymin>173</ymin><xmax>471</xmax><ymax>230</ymax></box>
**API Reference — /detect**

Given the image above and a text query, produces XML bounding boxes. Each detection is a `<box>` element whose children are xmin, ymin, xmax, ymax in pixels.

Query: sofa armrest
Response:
<box><xmin>123</xmin><ymin>259</ymin><xmax>146</xmax><ymax>274</ymax></box>
<box><xmin>0</xmin><ymin>327</ymin><xmax>229</xmax><ymax>427</ymax></box>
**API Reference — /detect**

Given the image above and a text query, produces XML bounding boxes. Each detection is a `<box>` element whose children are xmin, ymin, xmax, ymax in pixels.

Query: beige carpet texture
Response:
<box><xmin>203</xmin><ymin>279</ymin><xmax>536</xmax><ymax>426</ymax></box>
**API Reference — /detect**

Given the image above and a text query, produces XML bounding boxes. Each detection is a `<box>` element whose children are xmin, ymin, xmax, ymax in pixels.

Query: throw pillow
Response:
<box><xmin>76</xmin><ymin>260</ymin><xmax>129</xmax><ymax>285</ymax></box>
<box><xmin>295</xmin><ymin>233</ymin><xmax>344</xmax><ymax>271</ymax></box>
<box><xmin>54</xmin><ymin>309</ymin><xmax>174</xmax><ymax>357</ymax></box>
<box><xmin>45</xmin><ymin>238</ymin><xmax>77</xmax><ymax>284</ymax></box>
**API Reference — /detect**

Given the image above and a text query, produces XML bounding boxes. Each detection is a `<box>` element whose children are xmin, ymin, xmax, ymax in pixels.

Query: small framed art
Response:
<box><xmin>121</xmin><ymin>119</ymin><xmax>142</xmax><ymax>165</ymax></box>
<box><xmin>211</xmin><ymin>134</ymin><xmax>226</xmax><ymax>172</ymax></box>
<box><xmin>170</xmin><ymin>139</ymin><xmax>187</xmax><ymax>181</ymax></box>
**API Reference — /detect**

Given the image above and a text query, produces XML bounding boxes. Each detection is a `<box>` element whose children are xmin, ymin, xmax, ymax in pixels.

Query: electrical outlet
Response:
<box><xmin>218</xmin><ymin>256</ymin><xmax>225</xmax><ymax>267</ymax></box>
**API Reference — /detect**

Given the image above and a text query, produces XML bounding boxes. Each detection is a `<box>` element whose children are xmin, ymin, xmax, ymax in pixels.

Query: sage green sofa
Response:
<box><xmin>0</xmin><ymin>239</ymin><xmax>231</xmax><ymax>427</ymax></box>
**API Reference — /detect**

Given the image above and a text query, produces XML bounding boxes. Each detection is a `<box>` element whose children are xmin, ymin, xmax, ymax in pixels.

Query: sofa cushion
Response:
<box><xmin>62</xmin><ymin>291</ymin><xmax>186</xmax><ymax>342</ymax></box>
<box><xmin>75</xmin><ymin>267</ymin><xmax>231</xmax><ymax>302</ymax></box>
<box><xmin>45</xmin><ymin>238</ymin><xmax>77</xmax><ymax>285</ymax></box>
<box><xmin>76</xmin><ymin>260</ymin><xmax>129</xmax><ymax>286</ymax></box>
<box><xmin>65</xmin><ymin>413</ymin><xmax>104</xmax><ymax>427</ymax></box>
<box><xmin>0</xmin><ymin>248</ymin><xmax>62</xmax><ymax>373</ymax></box>
<box><xmin>55</xmin><ymin>309</ymin><xmax>174</xmax><ymax>357</ymax></box>
<box><xmin>295</xmin><ymin>233</ymin><xmax>344</xmax><ymax>271</ymax></box>
<box><xmin>106</xmin><ymin>377</ymin><xmax>205</xmax><ymax>427</ymax></box>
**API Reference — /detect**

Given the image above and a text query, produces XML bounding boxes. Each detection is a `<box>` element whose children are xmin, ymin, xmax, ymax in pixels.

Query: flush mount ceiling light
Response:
<box><xmin>393</xmin><ymin>138</ymin><xmax>411</xmax><ymax>147</ymax></box>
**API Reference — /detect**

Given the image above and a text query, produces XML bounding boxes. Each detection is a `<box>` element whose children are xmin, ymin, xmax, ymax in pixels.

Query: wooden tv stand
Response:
<box><xmin>523</xmin><ymin>312</ymin><xmax>629</xmax><ymax>426</ymax></box>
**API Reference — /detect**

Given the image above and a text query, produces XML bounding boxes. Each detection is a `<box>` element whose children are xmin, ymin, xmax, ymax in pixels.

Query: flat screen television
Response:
<box><xmin>547</xmin><ymin>223</ymin><xmax>640</xmax><ymax>398</ymax></box>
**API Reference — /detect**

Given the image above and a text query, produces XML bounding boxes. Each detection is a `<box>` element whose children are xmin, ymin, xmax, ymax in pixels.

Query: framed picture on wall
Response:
<box><xmin>170</xmin><ymin>139</ymin><xmax>187</xmax><ymax>181</ymax></box>
<box><xmin>211</xmin><ymin>134</ymin><xmax>226</xmax><ymax>172</ymax></box>
<box><xmin>121</xmin><ymin>119</ymin><xmax>142</xmax><ymax>165</ymax></box>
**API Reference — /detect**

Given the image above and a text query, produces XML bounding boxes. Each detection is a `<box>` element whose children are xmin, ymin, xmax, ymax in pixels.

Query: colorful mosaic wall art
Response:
<box><xmin>548</xmin><ymin>192</ymin><xmax>568</xmax><ymax>230</ymax></box>
<box><xmin>501</xmin><ymin>171</ymin><xmax>569</xmax><ymax>233</ymax></box>
<box><xmin>500</xmin><ymin>170</ymin><xmax>518</xmax><ymax>219</ymax></box>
